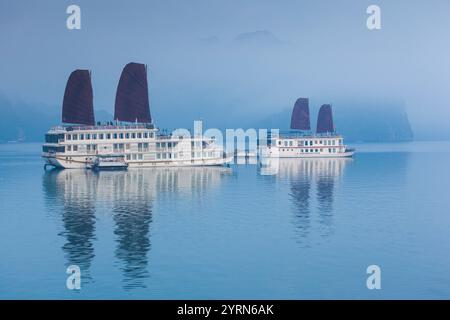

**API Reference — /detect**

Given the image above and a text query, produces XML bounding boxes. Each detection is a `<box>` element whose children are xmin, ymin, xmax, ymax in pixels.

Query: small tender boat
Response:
<box><xmin>91</xmin><ymin>155</ymin><xmax>128</xmax><ymax>171</ymax></box>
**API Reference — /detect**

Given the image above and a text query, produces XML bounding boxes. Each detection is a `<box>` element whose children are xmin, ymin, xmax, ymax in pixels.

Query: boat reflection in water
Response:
<box><xmin>42</xmin><ymin>167</ymin><xmax>231</xmax><ymax>289</ymax></box>
<box><xmin>276</xmin><ymin>158</ymin><xmax>351</xmax><ymax>244</ymax></box>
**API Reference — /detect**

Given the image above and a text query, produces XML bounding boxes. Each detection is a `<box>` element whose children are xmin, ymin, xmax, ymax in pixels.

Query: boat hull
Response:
<box><xmin>259</xmin><ymin>148</ymin><xmax>354</xmax><ymax>159</ymax></box>
<box><xmin>43</xmin><ymin>154</ymin><xmax>233</xmax><ymax>169</ymax></box>
<box><xmin>276</xmin><ymin>150</ymin><xmax>354</xmax><ymax>158</ymax></box>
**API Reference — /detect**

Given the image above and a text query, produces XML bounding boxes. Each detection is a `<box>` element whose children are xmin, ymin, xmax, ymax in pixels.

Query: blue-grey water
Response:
<box><xmin>1</xmin><ymin>142</ymin><xmax>450</xmax><ymax>299</ymax></box>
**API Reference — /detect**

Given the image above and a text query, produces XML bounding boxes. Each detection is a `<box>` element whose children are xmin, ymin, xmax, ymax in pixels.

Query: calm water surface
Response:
<box><xmin>1</xmin><ymin>142</ymin><xmax>450</xmax><ymax>299</ymax></box>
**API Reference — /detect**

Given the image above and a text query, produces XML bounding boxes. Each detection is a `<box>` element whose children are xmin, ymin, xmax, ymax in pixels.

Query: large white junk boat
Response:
<box><xmin>42</xmin><ymin>63</ymin><xmax>231</xmax><ymax>169</ymax></box>
<box><xmin>263</xmin><ymin>98</ymin><xmax>354</xmax><ymax>158</ymax></box>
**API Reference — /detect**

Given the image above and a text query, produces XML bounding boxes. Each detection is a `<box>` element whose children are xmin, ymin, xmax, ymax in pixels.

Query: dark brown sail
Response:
<box><xmin>114</xmin><ymin>62</ymin><xmax>152</xmax><ymax>123</ymax></box>
<box><xmin>62</xmin><ymin>70</ymin><xmax>95</xmax><ymax>126</ymax></box>
<box><xmin>290</xmin><ymin>98</ymin><xmax>310</xmax><ymax>130</ymax></box>
<box><xmin>316</xmin><ymin>104</ymin><xmax>335</xmax><ymax>134</ymax></box>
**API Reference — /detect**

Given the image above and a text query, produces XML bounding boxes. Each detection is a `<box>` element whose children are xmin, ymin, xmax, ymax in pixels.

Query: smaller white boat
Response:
<box><xmin>261</xmin><ymin>98</ymin><xmax>355</xmax><ymax>159</ymax></box>
<box><xmin>91</xmin><ymin>154</ymin><xmax>128</xmax><ymax>171</ymax></box>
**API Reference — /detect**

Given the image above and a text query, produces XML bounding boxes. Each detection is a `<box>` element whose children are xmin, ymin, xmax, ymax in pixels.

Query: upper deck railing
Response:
<box><xmin>49</xmin><ymin>123</ymin><xmax>155</xmax><ymax>132</ymax></box>
<box><xmin>275</xmin><ymin>130</ymin><xmax>342</xmax><ymax>139</ymax></box>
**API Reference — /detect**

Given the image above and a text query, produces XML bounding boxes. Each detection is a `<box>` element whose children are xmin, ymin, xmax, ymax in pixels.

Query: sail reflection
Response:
<box><xmin>42</xmin><ymin>167</ymin><xmax>230</xmax><ymax>289</ymax></box>
<box><xmin>276</xmin><ymin>158</ymin><xmax>351</xmax><ymax>242</ymax></box>
<box><xmin>42</xmin><ymin>170</ymin><xmax>98</xmax><ymax>281</ymax></box>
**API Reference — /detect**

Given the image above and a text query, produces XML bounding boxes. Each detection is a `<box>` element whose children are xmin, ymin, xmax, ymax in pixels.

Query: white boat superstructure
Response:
<box><xmin>262</xmin><ymin>134</ymin><xmax>354</xmax><ymax>158</ymax></box>
<box><xmin>43</xmin><ymin>124</ymin><xmax>232</xmax><ymax>169</ymax></box>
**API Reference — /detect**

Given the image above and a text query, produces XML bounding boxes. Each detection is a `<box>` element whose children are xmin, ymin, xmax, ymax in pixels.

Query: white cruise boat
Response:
<box><xmin>261</xmin><ymin>98</ymin><xmax>354</xmax><ymax>159</ymax></box>
<box><xmin>42</xmin><ymin>63</ymin><xmax>232</xmax><ymax>169</ymax></box>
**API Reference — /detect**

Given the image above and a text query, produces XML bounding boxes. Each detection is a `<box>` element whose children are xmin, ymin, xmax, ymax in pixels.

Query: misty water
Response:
<box><xmin>1</xmin><ymin>142</ymin><xmax>450</xmax><ymax>299</ymax></box>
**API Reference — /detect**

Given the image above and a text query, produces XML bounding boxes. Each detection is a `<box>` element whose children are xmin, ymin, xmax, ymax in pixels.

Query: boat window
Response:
<box><xmin>113</xmin><ymin>133</ymin><xmax>118</xmax><ymax>139</ymax></box>
<box><xmin>45</xmin><ymin>134</ymin><xmax>64</xmax><ymax>143</ymax></box>
<box><xmin>289</xmin><ymin>141</ymin><xmax>293</xmax><ymax>146</ymax></box>
<box><xmin>126</xmin><ymin>133</ymin><xmax>130</xmax><ymax>139</ymax></box>
<box><xmin>79</xmin><ymin>134</ymin><xmax>84</xmax><ymax>140</ymax></box>
<box><xmin>119</xmin><ymin>133</ymin><xmax>124</xmax><ymax>139</ymax></box>
<box><xmin>73</xmin><ymin>135</ymin><xmax>78</xmax><ymax>140</ymax></box>
<box><xmin>144</xmin><ymin>132</ymin><xmax>148</xmax><ymax>138</ymax></box>
<box><xmin>132</xmin><ymin>133</ymin><xmax>136</xmax><ymax>139</ymax></box>
<box><xmin>107</xmin><ymin>133</ymin><xmax>111</xmax><ymax>139</ymax></box>
<box><xmin>66</xmin><ymin>134</ymin><xmax>72</xmax><ymax>140</ymax></box>
<box><xmin>86</xmin><ymin>134</ymin><xmax>90</xmax><ymax>140</ymax></box>
<box><xmin>138</xmin><ymin>133</ymin><xmax>142</xmax><ymax>138</ymax></box>
<box><xmin>67</xmin><ymin>145</ymin><xmax>71</xmax><ymax>151</ymax></box>
<box><xmin>73</xmin><ymin>145</ymin><xmax>78</xmax><ymax>151</ymax></box>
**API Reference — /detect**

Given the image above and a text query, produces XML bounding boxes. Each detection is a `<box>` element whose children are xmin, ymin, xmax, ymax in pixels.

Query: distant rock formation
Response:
<box><xmin>199</xmin><ymin>36</ymin><xmax>220</xmax><ymax>45</ymax></box>
<box><xmin>233</xmin><ymin>30</ymin><xmax>282</xmax><ymax>46</ymax></box>
<box><xmin>0</xmin><ymin>94</ymin><xmax>115</xmax><ymax>142</ymax></box>
<box><xmin>334</xmin><ymin>103</ymin><xmax>414</xmax><ymax>142</ymax></box>
<box><xmin>0</xmin><ymin>96</ymin><xmax>58</xmax><ymax>143</ymax></box>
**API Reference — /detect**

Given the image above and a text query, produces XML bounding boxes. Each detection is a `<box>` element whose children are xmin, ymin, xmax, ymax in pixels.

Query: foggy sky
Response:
<box><xmin>1</xmin><ymin>0</ymin><xmax>450</xmax><ymax>137</ymax></box>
